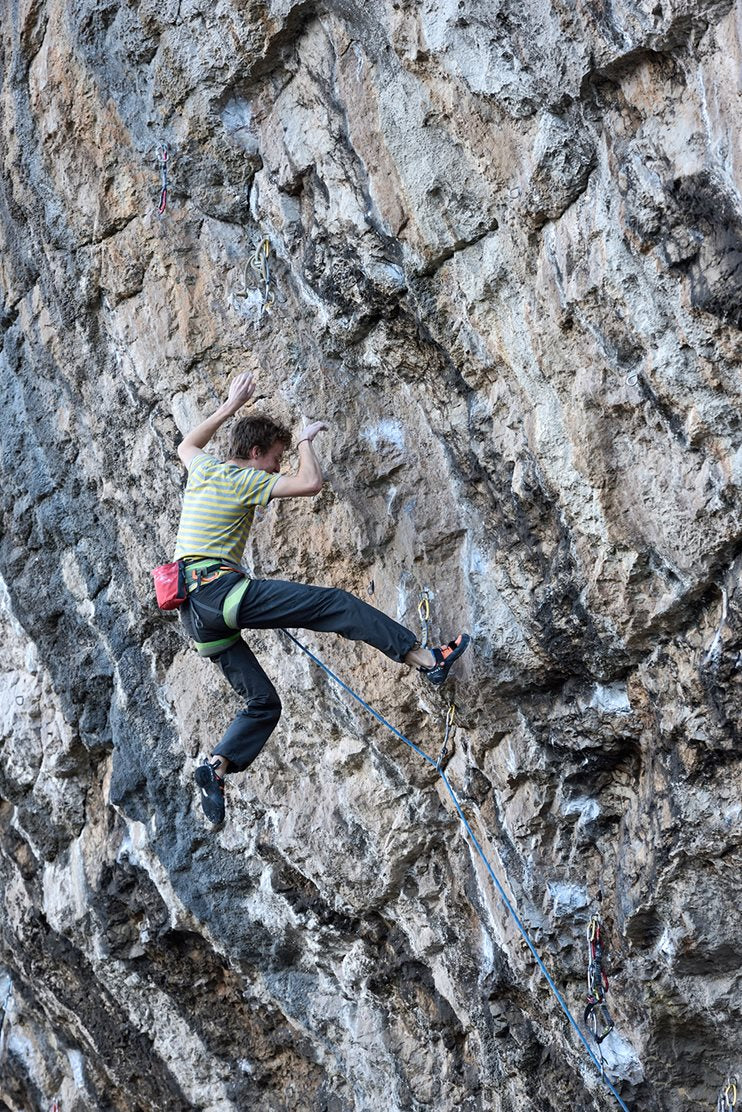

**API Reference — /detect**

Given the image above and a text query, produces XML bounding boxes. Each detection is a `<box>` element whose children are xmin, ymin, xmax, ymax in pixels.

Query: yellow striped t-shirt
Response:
<box><xmin>173</xmin><ymin>454</ymin><xmax>279</xmax><ymax>564</ymax></box>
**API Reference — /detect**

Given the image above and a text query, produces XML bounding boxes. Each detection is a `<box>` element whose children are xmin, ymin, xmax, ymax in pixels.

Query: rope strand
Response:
<box><xmin>279</xmin><ymin>628</ymin><xmax>631</xmax><ymax>1112</ymax></box>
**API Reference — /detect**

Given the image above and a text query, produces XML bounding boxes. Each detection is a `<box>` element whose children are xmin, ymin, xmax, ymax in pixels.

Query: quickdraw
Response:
<box><xmin>235</xmin><ymin>236</ymin><xmax>276</xmax><ymax>329</ymax></box>
<box><xmin>584</xmin><ymin>913</ymin><xmax>615</xmax><ymax>1077</ymax></box>
<box><xmin>418</xmin><ymin>589</ymin><xmax>432</xmax><ymax>649</ymax></box>
<box><xmin>718</xmin><ymin>1077</ymin><xmax>739</xmax><ymax>1112</ymax></box>
<box><xmin>436</xmin><ymin>703</ymin><xmax>456</xmax><ymax>770</ymax></box>
<box><xmin>157</xmin><ymin>143</ymin><xmax>169</xmax><ymax>215</ymax></box>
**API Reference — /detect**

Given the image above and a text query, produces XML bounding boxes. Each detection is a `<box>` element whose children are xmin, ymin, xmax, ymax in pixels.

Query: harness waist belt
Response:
<box><xmin>184</xmin><ymin>559</ymin><xmax>246</xmax><ymax>593</ymax></box>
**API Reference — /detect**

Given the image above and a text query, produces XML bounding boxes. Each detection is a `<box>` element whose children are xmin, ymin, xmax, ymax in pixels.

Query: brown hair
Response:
<box><xmin>227</xmin><ymin>415</ymin><xmax>291</xmax><ymax>460</ymax></box>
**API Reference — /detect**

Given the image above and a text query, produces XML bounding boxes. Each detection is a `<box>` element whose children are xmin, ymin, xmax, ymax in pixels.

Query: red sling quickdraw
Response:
<box><xmin>585</xmin><ymin>914</ymin><xmax>615</xmax><ymax>1048</ymax></box>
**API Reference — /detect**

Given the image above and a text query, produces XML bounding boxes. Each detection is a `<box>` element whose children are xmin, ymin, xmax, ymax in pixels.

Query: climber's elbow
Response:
<box><xmin>271</xmin><ymin>473</ymin><xmax>324</xmax><ymax>499</ymax></box>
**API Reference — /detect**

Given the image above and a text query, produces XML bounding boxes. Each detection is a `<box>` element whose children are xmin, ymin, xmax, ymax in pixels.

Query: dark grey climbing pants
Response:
<box><xmin>180</xmin><ymin>576</ymin><xmax>418</xmax><ymax>772</ymax></box>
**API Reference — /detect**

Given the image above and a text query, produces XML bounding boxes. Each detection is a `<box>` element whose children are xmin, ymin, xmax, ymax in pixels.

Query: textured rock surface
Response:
<box><xmin>1</xmin><ymin>0</ymin><xmax>741</xmax><ymax>1109</ymax></box>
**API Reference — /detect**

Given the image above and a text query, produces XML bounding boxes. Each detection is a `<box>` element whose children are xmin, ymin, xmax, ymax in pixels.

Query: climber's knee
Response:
<box><xmin>254</xmin><ymin>691</ymin><xmax>282</xmax><ymax>730</ymax></box>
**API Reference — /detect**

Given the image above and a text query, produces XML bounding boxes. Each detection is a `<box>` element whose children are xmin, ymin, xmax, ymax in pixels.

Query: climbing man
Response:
<box><xmin>174</xmin><ymin>371</ymin><xmax>470</xmax><ymax>824</ymax></box>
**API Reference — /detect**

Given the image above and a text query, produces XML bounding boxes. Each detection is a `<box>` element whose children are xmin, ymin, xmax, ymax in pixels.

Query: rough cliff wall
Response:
<box><xmin>1</xmin><ymin>1</ymin><xmax>741</xmax><ymax>1110</ymax></box>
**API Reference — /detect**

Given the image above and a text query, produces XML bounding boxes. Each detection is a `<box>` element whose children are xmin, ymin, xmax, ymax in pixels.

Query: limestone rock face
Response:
<box><xmin>1</xmin><ymin>1</ymin><xmax>741</xmax><ymax>1109</ymax></box>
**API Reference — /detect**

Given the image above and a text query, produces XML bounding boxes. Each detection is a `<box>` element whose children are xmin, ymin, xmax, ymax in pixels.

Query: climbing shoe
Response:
<box><xmin>194</xmin><ymin>759</ymin><xmax>226</xmax><ymax>824</ymax></box>
<box><xmin>421</xmin><ymin>633</ymin><xmax>471</xmax><ymax>687</ymax></box>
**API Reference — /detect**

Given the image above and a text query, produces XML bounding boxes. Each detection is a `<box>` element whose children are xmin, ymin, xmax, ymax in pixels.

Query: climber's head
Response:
<box><xmin>227</xmin><ymin>414</ymin><xmax>291</xmax><ymax>473</ymax></box>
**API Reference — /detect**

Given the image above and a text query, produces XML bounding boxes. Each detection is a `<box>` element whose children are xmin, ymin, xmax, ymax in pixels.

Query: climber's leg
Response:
<box><xmin>211</xmin><ymin>639</ymin><xmax>282</xmax><ymax>772</ymax></box>
<box><xmin>235</xmin><ymin>578</ymin><xmax>419</xmax><ymax>660</ymax></box>
<box><xmin>194</xmin><ymin>640</ymin><xmax>281</xmax><ymax>822</ymax></box>
<box><xmin>182</xmin><ymin>574</ymin><xmax>469</xmax><ymax>680</ymax></box>
<box><xmin>234</xmin><ymin>578</ymin><xmax>470</xmax><ymax>683</ymax></box>
<box><xmin>193</xmin><ymin>637</ymin><xmax>281</xmax><ymax>824</ymax></box>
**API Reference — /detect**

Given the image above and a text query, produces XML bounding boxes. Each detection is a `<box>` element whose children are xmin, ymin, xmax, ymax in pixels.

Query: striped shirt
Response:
<box><xmin>174</xmin><ymin>453</ymin><xmax>279</xmax><ymax>564</ymax></box>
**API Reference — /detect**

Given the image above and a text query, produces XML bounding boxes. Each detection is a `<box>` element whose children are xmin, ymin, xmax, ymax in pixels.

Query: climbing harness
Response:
<box><xmin>417</xmin><ymin>589</ymin><xmax>432</xmax><ymax>649</ymax></box>
<box><xmin>436</xmin><ymin>703</ymin><xmax>456</xmax><ymax>769</ymax></box>
<box><xmin>157</xmin><ymin>144</ymin><xmax>169</xmax><ymax>215</ymax></box>
<box><xmin>235</xmin><ymin>237</ymin><xmax>275</xmax><ymax>329</ymax></box>
<box><xmin>584</xmin><ymin>913</ymin><xmax>615</xmax><ymax>1078</ymax></box>
<box><xmin>278</xmin><ymin>629</ymin><xmax>631</xmax><ymax>1112</ymax></box>
<box><xmin>180</xmin><ymin>559</ymin><xmax>251</xmax><ymax>656</ymax></box>
<box><xmin>718</xmin><ymin>1077</ymin><xmax>739</xmax><ymax>1112</ymax></box>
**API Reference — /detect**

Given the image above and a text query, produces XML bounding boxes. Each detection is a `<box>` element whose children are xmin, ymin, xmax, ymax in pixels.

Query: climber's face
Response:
<box><xmin>249</xmin><ymin>439</ymin><xmax>286</xmax><ymax>474</ymax></box>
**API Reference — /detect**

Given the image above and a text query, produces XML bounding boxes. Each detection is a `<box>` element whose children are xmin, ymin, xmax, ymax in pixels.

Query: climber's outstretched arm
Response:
<box><xmin>177</xmin><ymin>372</ymin><xmax>256</xmax><ymax>467</ymax></box>
<box><xmin>271</xmin><ymin>422</ymin><xmax>327</xmax><ymax>499</ymax></box>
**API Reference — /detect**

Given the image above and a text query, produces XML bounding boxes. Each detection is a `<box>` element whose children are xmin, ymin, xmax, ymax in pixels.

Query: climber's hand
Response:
<box><xmin>177</xmin><ymin>372</ymin><xmax>257</xmax><ymax>468</ymax></box>
<box><xmin>298</xmin><ymin>421</ymin><xmax>329</xmax><ymax>444</ymax></box>
<box><xmin>227</xmin><ymin>372</ymin><xmax>256</xmax><ymax>413</ymax></box>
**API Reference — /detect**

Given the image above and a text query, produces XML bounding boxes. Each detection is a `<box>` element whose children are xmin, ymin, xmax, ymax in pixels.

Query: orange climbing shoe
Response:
<box><xmin>421</xmin><ymin>633</ymin><xmax>471</xmax><ymax>687</ymax></box>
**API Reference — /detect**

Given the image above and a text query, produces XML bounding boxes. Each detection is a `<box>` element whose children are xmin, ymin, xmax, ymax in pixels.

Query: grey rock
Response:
<box><xmin>1</xmin><ymin>1</ymin><xmax>741</xmax><ymax>1110</ymax></box>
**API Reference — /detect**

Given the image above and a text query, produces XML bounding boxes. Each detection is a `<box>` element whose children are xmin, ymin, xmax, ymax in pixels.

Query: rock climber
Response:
<box><xmin>174</xmin><ymin>371</ymin><xmax>470</xmax><ymax>824</ymax></box>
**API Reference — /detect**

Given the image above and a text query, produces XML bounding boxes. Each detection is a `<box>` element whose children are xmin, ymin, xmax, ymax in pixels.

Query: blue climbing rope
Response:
<box><xmin>280</xmin><ymin>629</ymin><xmax>631</xmax><ymax>1112</ymax></box>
